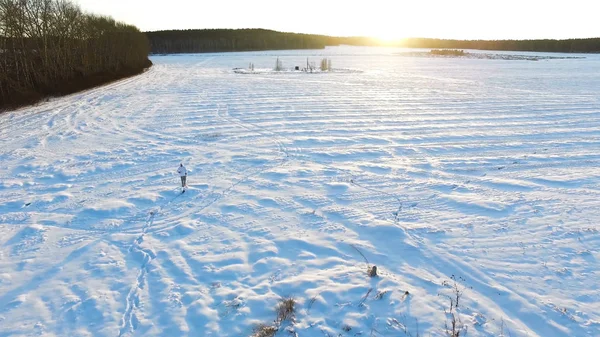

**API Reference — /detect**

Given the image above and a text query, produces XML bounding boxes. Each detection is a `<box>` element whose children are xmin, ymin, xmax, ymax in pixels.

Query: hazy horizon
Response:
<box><xmin>75</xmin><ymin>0</ymin><xmax>600</xmax><ymax>40</ymax></box>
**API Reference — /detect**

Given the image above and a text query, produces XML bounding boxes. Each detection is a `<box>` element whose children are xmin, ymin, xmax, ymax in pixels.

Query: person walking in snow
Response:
<box><xmin>177</xmin><ymin>163</ymin><xmax>187</xmax><ymax>187</ymax></box>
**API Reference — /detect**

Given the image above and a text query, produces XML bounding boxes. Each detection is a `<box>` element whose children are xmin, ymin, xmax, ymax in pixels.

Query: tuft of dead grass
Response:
<box><xmin>252</xmin><ymin>323</ymin><xmax>278</xmax><ymax>337</ymax></box>
<box><xmin>276</xmin><ymin>297</ymin><xmax>296</xmax><ymax>323</ymax></box>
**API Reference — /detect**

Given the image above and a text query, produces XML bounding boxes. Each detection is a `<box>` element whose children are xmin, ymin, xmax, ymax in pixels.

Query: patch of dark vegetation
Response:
<box><xmin>0</xmin><ymin>0</ymin><xmax>152</xmax><ymax>112</ymax></box>
<box><xmin>404</xmin><ymin>37</ymin><xmax>600</xmax><ymax>53</ymax></box>
<box><xmin>430</xmin><ymin>49</ymin><xmax>466</xmax><ymax>56</ymax></box>
<box><xmin>251</xmin><ymin>296</ymin><xmax>296</xmax><ymax>336</ymax></box>
<box><xmin>252</xmin><ymin>323</ymin><xmax>277</xmax><ymax>337</ymax></box>
<box><xmin>275</xmin><ymin>297</ymin><xmax>296</xmax><ymax>323</ymax></box>
<box><xmin>398</xmin><ymin>51</ymin><xmax>585</xmax><ymax>61</ymax></box>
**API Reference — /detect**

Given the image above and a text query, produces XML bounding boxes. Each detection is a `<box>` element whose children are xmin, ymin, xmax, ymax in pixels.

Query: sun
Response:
<box><xmin>370</xmin><ymin>31</ymin><xmax>407</xmax><ymax>45</ymax></box>
<box><xmin>374</xmin><ymin>32</ymin><xmax>401</xmax><ymax>42</ymax></box>
<box><xmin>364</xmin><ymin>24</ymin><xmax>411</xmax><ymax>45</ymax></box>
<box><xmin>375</xmin><ymin>36</ymin><xmax>402</xmax><ymax>45</ymax></box>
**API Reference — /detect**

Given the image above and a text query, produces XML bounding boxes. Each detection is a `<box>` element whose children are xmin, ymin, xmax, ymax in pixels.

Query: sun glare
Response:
<box><xmin>362</xmin><ymin>22</ymin><xmax>412</xmax><ymax>45</ymax></box>
<box><xmin>374</xmin><ymin>35</ymin><xmax>403</xmax><ymax>45</ymax></box>
<box><xmin>374</xmin><ymin>32</ymin><xmax>401</xmax><ymax>42</ymax></box>
<box><xmin>369</xmin><ymin>31</ymin><xmax>408</xmax><ymax>45</ymax></box>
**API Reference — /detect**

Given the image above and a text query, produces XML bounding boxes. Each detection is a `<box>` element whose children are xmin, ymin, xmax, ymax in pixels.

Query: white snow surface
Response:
<box><xmin>1</xmin><ymin>46</ymin><xmax>599</xmax><ymax>337</ymax></box>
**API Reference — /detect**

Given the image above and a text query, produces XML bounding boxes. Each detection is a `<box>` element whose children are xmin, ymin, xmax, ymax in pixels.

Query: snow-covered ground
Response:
<box><xmin>1</xmin><ymin>46</ymin><xmax>599</xmax><ymax>337</ymax></box>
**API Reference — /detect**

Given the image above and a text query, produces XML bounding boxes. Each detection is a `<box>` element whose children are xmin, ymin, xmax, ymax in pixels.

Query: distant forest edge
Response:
<box><xmin>0</xmin><ymin>0</ymin><xmax>152</xmax><ymax>111</ymax></box>
<box><xmin>147</xmin><ymin>29</ymin><xmax>600</xmax><ymax>54</ymax></box>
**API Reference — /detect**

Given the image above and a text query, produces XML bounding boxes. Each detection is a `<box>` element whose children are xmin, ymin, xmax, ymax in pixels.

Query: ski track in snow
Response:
<box><xmin>1</xmin><ymin>48</ymin><xmax>600</xmax><ymax>337</ymax></box>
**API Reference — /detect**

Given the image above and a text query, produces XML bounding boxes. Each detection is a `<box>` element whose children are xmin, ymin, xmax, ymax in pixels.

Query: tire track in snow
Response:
<box><xmin>216</xmin><ymin>103</ymin><xmax>292</xmax><ymax>160</ymax></box>
<box><xmin>1</xmin><ymin>69</ymin><xmax>153</xmax><ymax>154</ymax></box>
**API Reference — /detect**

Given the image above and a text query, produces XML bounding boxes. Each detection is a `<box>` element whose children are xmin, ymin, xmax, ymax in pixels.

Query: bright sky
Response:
<box><xmin>74</xmin><ymin>0</ymin><xmax>600</xmax><ymax>40</ymax></box>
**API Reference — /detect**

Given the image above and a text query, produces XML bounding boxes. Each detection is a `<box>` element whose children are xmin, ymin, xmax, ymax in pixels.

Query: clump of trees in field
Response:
<box><xmin>0</xmin><ymin>0</ymin><xmax>152</xmax><ymax>111</ymax></box>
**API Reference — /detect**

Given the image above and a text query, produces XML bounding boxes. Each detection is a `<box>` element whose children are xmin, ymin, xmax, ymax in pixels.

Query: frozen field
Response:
<box><xmin>1</xmin><ymin>46</ymin><xmax>599</xmax><ymax>337</ymax></box>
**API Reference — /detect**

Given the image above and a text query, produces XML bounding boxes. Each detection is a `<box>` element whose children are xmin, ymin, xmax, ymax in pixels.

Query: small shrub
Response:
<box><xmin>368</xmin><ymin>265</ymin><xmax>378</xmax><ymax>277</ymax></box>
<box><xmin>252</xmin><ymin>324</ymin><xmax>277</xmax><ymax>337</ymax></box>
<box><xmin>276</xmin><ymin>297</ymin><xmax>296</xmax><ymax>323</ymax></box>
<box><xmin>445</xmin><ymin>312</ymin><xmax>466</xmax><ymax>337</ymax></box>
<box><xmin>439</xmin><ymin>275</ymin><xmax>469</xmax><ymax>337</ymax></box>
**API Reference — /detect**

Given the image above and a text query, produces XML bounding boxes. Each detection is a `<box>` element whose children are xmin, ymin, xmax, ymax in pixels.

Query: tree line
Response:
<box><xmin>400</xmin><ymin>38</ymin><xmax>600</xmax><ymax>53</ymax></box>
<box><xmin>0</xmin><ymin>0</ymin><xmax>152</xmax><ymax>111</ymax></box>
<box><xmin>146</xmin><ymin>29</ymin><xmax>600</xmax><ymax>54</ymax></box>
<box><xmin>146</xmin><ymin>29</ymin><xmax>338</xmax><ymax>54</ymax></box>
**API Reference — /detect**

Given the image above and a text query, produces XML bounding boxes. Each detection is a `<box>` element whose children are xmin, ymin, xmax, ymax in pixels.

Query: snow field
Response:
<box><xmin>1</xmin><ymin>47</ymin><xmax>599</xmax><ymax>336</ymax></box>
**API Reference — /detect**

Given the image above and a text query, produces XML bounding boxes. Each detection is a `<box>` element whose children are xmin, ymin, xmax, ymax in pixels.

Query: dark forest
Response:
<box><xmin>0</xmin><ymin>0</ymin><xmax>152</xmax><ymax>111</ymax></box>
<box><xmin>147</xmin><ymin>29</ymin><xmax>600</xmax><ymax>54</ymax></box>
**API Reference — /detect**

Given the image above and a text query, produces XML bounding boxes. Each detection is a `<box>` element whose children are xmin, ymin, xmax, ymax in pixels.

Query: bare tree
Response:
<box><xmin>0</xmin><ymin>0</ymin><xmax>151</xmax><ymax>110</ymax></box>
